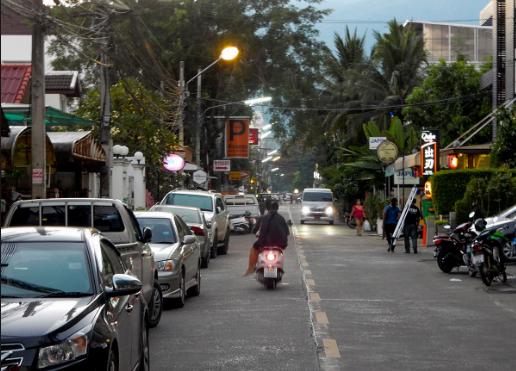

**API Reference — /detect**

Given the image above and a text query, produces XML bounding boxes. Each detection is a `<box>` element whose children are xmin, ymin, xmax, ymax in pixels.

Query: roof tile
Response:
<box><xmin>1</xmin><ymin>64</ymin><xmax>32</xmax><ymax>103</ymax></box>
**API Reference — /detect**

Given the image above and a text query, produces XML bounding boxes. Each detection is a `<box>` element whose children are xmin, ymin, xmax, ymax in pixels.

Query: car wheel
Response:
<box><xmin>218</xmin><ymin>229</ymin><xmax>230</xmax><ymax>255</ymax></box>
<box><xmin>188</xmin><ymin>263</ymin><xmax>201</xmax><ymax>297</ymax></box>
<box><xmin>210</xmin><ymin>234</ymin><xmax>218</xmax><ymax>259</ymax></box>
<box><xmin>201</xmin><ymin>250</ymin><xmax>210</xmax><ymax>268</ymax></box>
<box><xmin>107</xmin><ymin>347</ymin><xmax>118</xmax><ymax>371</ymax></box>
<box><xmin>171</xmin><ymin>271</ymin><xmax>186</xmax><ymax>308</ymax></box>
<box><xmin>146</xmin><ymin>282</ymin><xmax>162</xmax><ymax>328</ymax></box>
<box><xmin>139</xmin><ymin>324</ymin><xmax>150</xmax><ymax>371</ymax></box>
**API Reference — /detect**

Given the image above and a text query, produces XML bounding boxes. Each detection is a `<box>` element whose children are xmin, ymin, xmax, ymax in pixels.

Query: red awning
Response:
<box><xmin>1</xmin><ymin>64</ymin><xmax>32</xmax><ymax>103</ymax></box>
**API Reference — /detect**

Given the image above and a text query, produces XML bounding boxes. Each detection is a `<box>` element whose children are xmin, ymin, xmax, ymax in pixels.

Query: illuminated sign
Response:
<box><xmin>249</xmin><ymin>128</ymin><xmax>259</xmax><ymax>145</ymax></box>
<box><xmin>225</xmin><ymin>118</ymin><xmax>250</xmax><ymax>158</ymax></box>
<box><xmin>420</xmin><ymin>130</ymin><xmax>439</xmax><ymax>176</ymax></box>
<box><xmin>163</xmin><ymin>153</ymin><xmax>185</xmax><ymax>172</ymax></box>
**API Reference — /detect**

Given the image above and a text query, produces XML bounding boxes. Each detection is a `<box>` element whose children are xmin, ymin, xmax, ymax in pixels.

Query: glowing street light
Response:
<box><xmin>220</xmin><ymin>46</ymin><xmax>239</xmax><ymax>61</ymax></box>
<box><xmin>262</xmin><ymin>156</ymin><xmax>273</xmax><ymax>163</ymax></box>
<box><xmin>271</xmin><ymin>167</ymin><xmax>280</xmax><ymax>172</ymax></box>
<box><xmin>262</xmin><ymin>124</ymin><xmax>273</xmax><ymax>131</ymax></box>
<box><xmin>260</xmin><ymin>131</ymin><xmax>272</xmax><ymax>139</ymax></box>
<box><xmin>244</xmin><ymin>96</ymin><xmax>272</xmax><ymax>106</ymax></box>
<box><xmin>272</xmin><ymin>156</ymin><xmax>281</xmax><ymax>162</ymax></box>
<box><xmin>267</xmin><ymin>149</ymin><xmax>278</xmax><ymax>156</ymax></box>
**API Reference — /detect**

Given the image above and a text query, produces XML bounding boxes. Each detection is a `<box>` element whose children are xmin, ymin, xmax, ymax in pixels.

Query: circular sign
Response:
<box><xmin>376</xmin><ymin>140</ymin><xmax>398</xmax><ymax>165</ymax></box>
<box><xmin>192</xmin><ymin>170</ymin><xmax>208</xmax><ymax>184</ymax></box>
<box><xmin>163</xmin><ymin>153</ymin><xmax>185</xmax><ymax>172</ymax></box>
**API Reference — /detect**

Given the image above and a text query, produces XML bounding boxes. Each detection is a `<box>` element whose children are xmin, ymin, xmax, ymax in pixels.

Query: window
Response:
<box><xmin>1</xmin><ymin>242</ymin><xmax>93</xmax><ymax>298</ymax></box>
<box><xmin>125</xmin><ymin>206</ymin><xmax>143</xmax><ymax>242</ymax></box>
<box><xmin>9</xmin><ymin>206</ymin><xmax>39</xmax><ymax>226</ymax></box>
<box><xmin>176</xmin><ymin>217</ymin><xmax>193</xmax><ymax>236</ymax></box>
<box><xmin>41</xmin><ymin>206</ymin><xmax>66</xmax><ymax>226</ymax></box>
<box><xmin>303</xmin><ymin>192</ymin><xmax>333</xmax><ymax>202</ymax></box>
<box><xmin>216</xmin><ymin>198</ymin><xmax>225</xmax><ymax>212</ymax></box>
<box><xmin>94</xmin><ymin>206</ymin><xmax>124</xmax><ymax>232</ymax></box>
<box><xmin>164</xmin><ymin>193</ymin><xmax>213</xmax><ymax>211</ymax></box>
<box><xmin>68</xmin><ymin>205</ymin><xmax>92</xmax><ymax>227</ymax></box>
<box><xmin>136</xmin><ymin>217</ymin><xmax>177</xmax><ymax>244</ymax></box>
<box><xmin>100</xmin><ymin>241</ymin><xmax>125</xmax><ymax>282</ymax></box>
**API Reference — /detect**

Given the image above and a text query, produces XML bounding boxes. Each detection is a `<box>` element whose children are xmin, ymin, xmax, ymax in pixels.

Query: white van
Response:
<box><xmin>300</xmin><ymin>188</ymin><xmax>335</xmax><ymax>225</ymax></box>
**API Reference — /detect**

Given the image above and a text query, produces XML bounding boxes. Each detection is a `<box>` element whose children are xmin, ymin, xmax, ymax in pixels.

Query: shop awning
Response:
<box><xmin>2</xmin><ymin>106</ymin><xmax>93</xmax><ymax>127</ymax></box>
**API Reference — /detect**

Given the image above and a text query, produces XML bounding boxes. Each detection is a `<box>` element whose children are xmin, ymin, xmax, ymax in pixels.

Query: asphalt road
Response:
<box><xmin>150</xmin><ymin>204</ymin><xmax>516</xmax><ymax>371</ymax></box>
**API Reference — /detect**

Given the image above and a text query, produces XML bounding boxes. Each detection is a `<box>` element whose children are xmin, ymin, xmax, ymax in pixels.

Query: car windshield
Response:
<box><xmin>137</xmin><ymin>218</ymin><xmax>178</xmax><ymax>244</ymax></box>
<box><xmin>1</xmin><ymin>242</ymin><xmax>93</xmax><ymax>298</ymax></box>
<box><xmin>152</xmin><ymin>206</ymin><xmax>202</xmax><ymax>224</ymax></box>
<box><xmin>303</xmin><ymin>192</ymin><xmax>333</xmax><ymax>202</ymax></box>
<box><xmin>164</xmin><ymin>194</ymin><xmax>213</xmax><ymax>212</ymax></box>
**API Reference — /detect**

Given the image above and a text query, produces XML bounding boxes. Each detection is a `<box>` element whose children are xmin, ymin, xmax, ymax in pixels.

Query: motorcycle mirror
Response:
<box><xmin>444</xmin><ymin>225</ymin><xmax>451</xmax><ymax>230</ymax></box>
<box><xmin>469</xmin><ymin>211</ymin><xmax>475</xmax><ymax>218</ymax></box>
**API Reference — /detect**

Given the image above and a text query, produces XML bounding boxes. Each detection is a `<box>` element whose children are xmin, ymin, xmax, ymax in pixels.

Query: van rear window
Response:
<box><xmin>10</xmin><ymin>207</ymin><xmax>40</xmax><ymax>226</ymax></box>
<box><xmin>93</xmin><ymin>206</ymin><xmax>124</xmax><ymax>232</ymax></box>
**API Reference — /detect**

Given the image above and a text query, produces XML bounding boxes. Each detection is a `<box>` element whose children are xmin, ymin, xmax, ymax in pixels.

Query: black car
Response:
<box><xmin>1</xmin><ymin>227</ymin><xmax>149</xmax><ymax>371</ymax></box>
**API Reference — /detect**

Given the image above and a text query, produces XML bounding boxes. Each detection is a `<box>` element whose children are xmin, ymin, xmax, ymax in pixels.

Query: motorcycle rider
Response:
<box><xmin>243</xmin><ymin>201</ymin><xmax>290</xmax><ymax>276</ymax></box>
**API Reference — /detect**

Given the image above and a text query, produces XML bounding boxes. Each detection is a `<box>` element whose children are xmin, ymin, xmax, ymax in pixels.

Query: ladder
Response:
<box><xmin>390</xmin><ymin>186</ymin><xmax>418</xmax><ymax>249</ymax></box>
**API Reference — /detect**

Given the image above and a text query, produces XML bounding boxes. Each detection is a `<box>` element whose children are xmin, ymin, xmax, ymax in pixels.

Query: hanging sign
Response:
<box><xmin>225</xmin><ymin>118</ymin><xmax>250</xmax><ymax>158</ymax></box>
<box><xmin>249</xmin><ymin>128</ymin><xmax>259</xmax><ymax>145</ymax></box>
<box><xmin>369</xmin><ymin>137</ymin><xmax>387</xmax><ymax>150</ymax></box>
<box><xmin>377</xmin><ymin>140</ymin><xmax>398</xmax><ymax>165</ymax></box>
<box><xmin>213</xmin><ymin>160</ymin><xmax>231</xmax><ymax>172</ymax></box>
<box><xmin>420</xmin><ymin>130</ymin><xmax>439</xmax><ymax>176</ymax></box>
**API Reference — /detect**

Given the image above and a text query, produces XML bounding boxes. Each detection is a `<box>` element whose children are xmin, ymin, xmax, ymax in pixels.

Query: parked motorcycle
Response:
<box><xmin>255</xmin><ymin>247</ymin><xmax>285</xmax><ymax>290</ymax></box>
<box><xmin>470</xmin><ymin>219</ymin><xmax>515</xmax><ymax>287</ymax></box>
<box><xmin>434</xmin><ymin>212</ymin><xmax>478</xmax><ymax>274</ymax></box>
<box><xmin>230</xmin><ymin>211</ymin><xmax>256</xmax><ymax>234</ymax></box>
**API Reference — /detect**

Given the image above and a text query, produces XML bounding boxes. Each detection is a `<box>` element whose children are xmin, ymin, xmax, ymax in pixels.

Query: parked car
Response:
<box><xmin>3</xmin><ymin>198</ymin><xmax>163</xmax><ymax>328</ymax></box>
<box><xmin>484</xmin><ymin>204</ymin><xmax>516</xmax><ymax>228</ymax></box>
<box><xmin>160</xmin><ymin>190</ymin><xmax>231</xmax><ymax>255</ymax></box>
<box><xmin>1</xmin><ymin>227</ymin><xmax>149</xmax><ymax>371</ymax></box>
<box><xmin>135</xmin><ymin>211</ymin><xmax>201</xmax><ymax>308</ymax></box>
<box><xmin>150</xmin><ymin>204</ymin><xmax>212</xmax><ymax>267</ymax></box>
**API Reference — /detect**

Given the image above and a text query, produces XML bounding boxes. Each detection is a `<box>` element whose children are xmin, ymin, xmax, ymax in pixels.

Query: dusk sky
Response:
<box><xmin>315</xmin><ymin>0</ymin><xmax>490</xmax><ymax>51</ymax></box>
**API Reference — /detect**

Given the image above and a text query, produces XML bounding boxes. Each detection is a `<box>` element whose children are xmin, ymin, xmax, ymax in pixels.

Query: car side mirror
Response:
<box><xmin>183</xmin><ymin>235</ymin><xmax>196</xmax><ymax>245</ymax></box>
<box><xmin>105</xmin><ymin>274</ymin><xmax>142</xmax><ymax>298</ymax></box>
<box><xmin>142</xmin><ymin>227</ymin><xmax>152</xmax><ymax>243</ymax></box>
<box><xmin>216</xmin><ymin>206</ymin><xmax>222</xmax><ymax>214</ymax></box>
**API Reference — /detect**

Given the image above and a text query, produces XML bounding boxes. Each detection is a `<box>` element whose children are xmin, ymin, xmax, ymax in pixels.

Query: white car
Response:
<box><xmin>300</xmin><ymin>188</ymin><xmax>336</xmax><ymax>225</ymax></box>
<box><xmin>160</xmin><ymin>190</ymin><xmax>231</xmax><ymax>256</ymax></box>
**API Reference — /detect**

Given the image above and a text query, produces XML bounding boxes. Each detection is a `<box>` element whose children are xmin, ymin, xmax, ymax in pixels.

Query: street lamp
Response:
<box><xmin>244</xmin><ymin>96</ymin><xmax>272</xmax><ymax>106</ymax></box>
<box><xmin>261</xmin><ymin>131</ymin><xmax>272</xmax><ymax>139</ymax></box>
<box><xmin>179</xmin><ymin>46</ymin><xmax>240</xmax><ymax>165</ymax></box>
<box><xmin>272</xmin><ymin>156</ymin><xmax>281</xmax><ymax>162</ymax></box>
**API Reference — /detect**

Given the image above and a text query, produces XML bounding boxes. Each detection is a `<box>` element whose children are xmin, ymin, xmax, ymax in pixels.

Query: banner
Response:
<box><xmin>213</xmin><ymin>160</ymin><xmax>231</xmax><ymax>172</ymax></box>
<box><xmin>249</xmin><ymin>128</ymin><xmax>259</xmax><ymax>145</ymax></box>
<box><xmin>225</xmin><ymin>118</ymin><xmax>250</xmax><ymax>158</ymax></box>
<box><xmin>420</xmin><ymin>130</ymin><xmax>439</xmax><ymax>177</ymax></box>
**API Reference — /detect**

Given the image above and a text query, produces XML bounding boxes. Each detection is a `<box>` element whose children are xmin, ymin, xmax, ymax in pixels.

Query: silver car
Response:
<box><xmin>300</xmin><ymin>188</ymin><xmax>336</xmax><ymax>225</ymax></box>
<box><xmin>150</xmin><ymin>205</ymin><xmax>212</xmax><ymax>268</ymax></box>
<box><xmin>135</xmin><ymin>211</ymin><xmax>201</xmax><ymax>308</ymax></box>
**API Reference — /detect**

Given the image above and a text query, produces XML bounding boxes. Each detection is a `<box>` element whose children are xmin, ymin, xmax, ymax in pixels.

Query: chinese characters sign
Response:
<box><xmin>420</xmin><ymin>130</ymin><xmax>439</xmax><ymax>176</ymax></box>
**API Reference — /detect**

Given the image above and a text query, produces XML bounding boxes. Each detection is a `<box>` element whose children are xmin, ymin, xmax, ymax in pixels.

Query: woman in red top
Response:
<box><xmin>351</xmin><ymin>199</ymin><xmax>366</xmax><ymax>236</ymax></box>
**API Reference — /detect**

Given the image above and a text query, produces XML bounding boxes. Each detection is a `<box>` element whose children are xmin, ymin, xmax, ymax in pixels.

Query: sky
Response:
<box><xmin>315</xmin><ymin>0</ymin><xmax>490</xmax><ymax>51</ymax></box>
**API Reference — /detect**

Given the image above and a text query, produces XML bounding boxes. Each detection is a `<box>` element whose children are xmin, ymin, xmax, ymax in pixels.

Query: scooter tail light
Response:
<box><xmin>190</xmin><ymin>226</ymin><xmax>205</xmax><ymax>236</ymax></box>
<box><xmin>434</xmin><ymin>239</ymin><xmax>442</xmax><ymax>246</ymax></box>
<box><xmin>266</xmin><ymin>251</ymin><xmax>276</xmax><ymax>261</ymax></box>
<box><xmin>472</xmin><ymin>243</ymin><xmax>482</xmax><ymax>253</ymax></box>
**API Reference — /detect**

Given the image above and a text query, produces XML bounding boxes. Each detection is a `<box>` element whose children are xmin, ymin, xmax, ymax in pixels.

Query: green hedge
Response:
<box><xmin>431</xmin><ymin>169</ymin><xmax>516</xmax><ymax>215</ymax></box>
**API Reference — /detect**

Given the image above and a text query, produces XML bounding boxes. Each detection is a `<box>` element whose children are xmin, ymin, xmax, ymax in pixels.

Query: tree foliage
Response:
<box><xmin>491</xmin><ymin>105</ymin><xmax>516</xmax><ymax>168</ymax></box>
<box><xmin>402</xmin><ymin>59</ymin><xmax>491</xmax><ymax>146</ymax></box>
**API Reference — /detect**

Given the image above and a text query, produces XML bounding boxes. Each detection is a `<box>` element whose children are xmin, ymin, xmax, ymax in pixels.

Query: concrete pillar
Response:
<box><xmin>111</xmin><ymin>158</ymin><xmax>129</xmax><ymax>202</ymax></box>
<box><xmin>131</xmin><ymin>163</ymin><xmax>146</xmax><ymax>210</ymax></box>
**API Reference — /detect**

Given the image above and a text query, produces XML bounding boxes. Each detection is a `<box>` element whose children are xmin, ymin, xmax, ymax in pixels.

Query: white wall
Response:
<box><xmin>1</xmin><ymin>35</ymin><xmax>56</xmax><ymax>71</ymax></box>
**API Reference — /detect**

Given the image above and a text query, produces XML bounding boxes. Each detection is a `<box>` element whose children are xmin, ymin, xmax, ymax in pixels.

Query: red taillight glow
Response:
<box><xmin>473</xmin><ymin>243</ymin><xmax>482</xmax><ymax>253</ymax></box>
<box><xmin>434</xmin><ymin>239</ymin><xmax>442</xmax><ymax>246</ymax></box>
<box><xmin>266</xmin><ymin>252</ymin><xmax>276</xmax><ymax>261</ymax></box>
<box><xmin>190</xmin><ymin>226</ymin><xmax>205</xmax><ymax>236</ymax></box>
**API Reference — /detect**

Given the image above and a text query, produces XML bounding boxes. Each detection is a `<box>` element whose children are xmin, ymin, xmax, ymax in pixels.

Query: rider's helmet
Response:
<box><xmin>474</xmin><ymin>218</ymin><xmax>487</xmax><ymax>232</ymax></box>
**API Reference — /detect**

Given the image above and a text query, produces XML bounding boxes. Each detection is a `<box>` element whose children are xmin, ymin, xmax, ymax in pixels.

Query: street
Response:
<box><xmin>151</xmin><ymin>204</ymin><xmax>516</xmax><ymax>371</ymax></box>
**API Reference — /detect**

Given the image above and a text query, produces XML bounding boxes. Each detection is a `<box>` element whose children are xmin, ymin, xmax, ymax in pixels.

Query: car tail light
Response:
<box><xmin>190</xmin><ymin>226</ymin><xmax>205</xmax><ymax>236</ymax></box>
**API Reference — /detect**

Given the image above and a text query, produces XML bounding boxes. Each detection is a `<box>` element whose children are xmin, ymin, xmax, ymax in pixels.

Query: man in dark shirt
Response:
<box><xmin>244</xmin><ymin>201</ymin><xmax>290</xmax><ymax>276</ymax></box>
<box><xmin>404</xmin><ymin>199</ymin><xmax>422</xmax><ymax>253</ymax></box>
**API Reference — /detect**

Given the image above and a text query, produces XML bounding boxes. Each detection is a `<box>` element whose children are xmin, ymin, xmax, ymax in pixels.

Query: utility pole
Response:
<box><xmin>195</xmin><ymin>68</ymin><xmax>202</xmax><ymax>165</ymax></box>
<box><xmin>99</xmin><ymin>44</ymin><xmax>112</xmax><ymax>198</ymax></box>
<box><xmin>31</xmin><ymin>0</ymin><xmax>46</xmax><ymax>198</ymax></box>
<box><xmin>178</xmin><ymin>61</ymin><xmax>185</xmax><ymax>148</ymax></box>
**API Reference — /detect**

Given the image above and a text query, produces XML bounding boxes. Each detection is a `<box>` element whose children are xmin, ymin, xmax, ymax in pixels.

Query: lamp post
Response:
<box><xmin>178</xmin><ymin>46</ymin><xmax>239</xmax><ymax>166</ymax></box>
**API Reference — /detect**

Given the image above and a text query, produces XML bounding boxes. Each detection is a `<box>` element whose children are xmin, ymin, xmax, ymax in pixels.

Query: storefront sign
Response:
<box><xmin>229</xmin><ymin>171</ymin><xmax>242</xmax><ymax>181</ymax></box>
<box><xmin>393</xmin><ymin>169</ymin><xmax>420</xmax><ymax>185</ymax></box>
<box><xmin>420</xmin><ymin>130</ymin><xmax>439</xmax><ymax>176</ymax></box>
<box><xmin>225</xmin><ymin>118</ymin><xmax>250</xmax><ymax>158</ymax></box>
<box><xmin>249</xmin><ymin>128</ymin><xmax>259</xmax><ymax>145</ymax></box>
<box><xmin>213</xmin><ymin>160</ymin><xmax>231</xmax><ymax>172</ymax></box>
<box><xmin>377</xmin><ymin>140</ymin><xmax>398</xmax><ymax>165</ymax></box>
<box><xmin>369</xmin><ymin>136</ymin><xmax>387</xmax><ymax>150</ymax></box>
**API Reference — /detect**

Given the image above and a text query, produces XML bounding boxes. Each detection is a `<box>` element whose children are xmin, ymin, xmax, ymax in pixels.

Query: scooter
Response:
<box><xmin>229</xmin><ymin>212</ymin><xmax>256</xmax><ymax>234</ymax></box>
<box><xmin>255</xmin><ymin>247</ymin><xmax>285</xmax><ymax>290</ymax></box>
<box><xmin>433</xmin><ymin>212</ymin><xmax>477</xmax><ymax>274</ymax></box>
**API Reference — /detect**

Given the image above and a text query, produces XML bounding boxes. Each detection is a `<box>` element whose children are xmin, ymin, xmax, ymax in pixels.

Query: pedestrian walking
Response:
<box><xmin>383</xmin><ymin>198</ymin><xmax>401</xmax><ymax>252</ymax></box>
<box><xmin>404</xmin><ymin>199</ymin><xmax>422</xmax><ymax>254</ymax></box>
<box><xmin>351</xmin><ymin>199</ymin><xmax>365</xmax><ymax>236</ymax></box>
